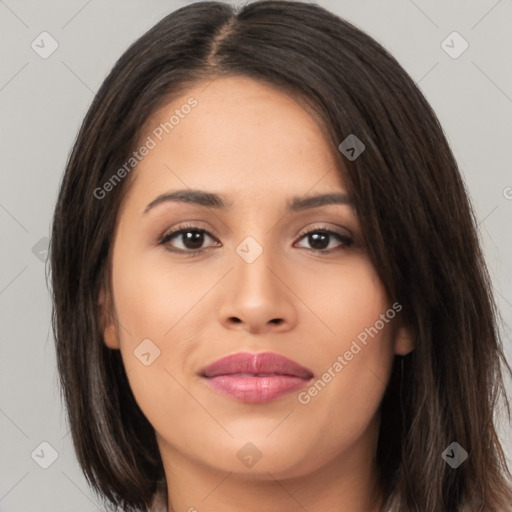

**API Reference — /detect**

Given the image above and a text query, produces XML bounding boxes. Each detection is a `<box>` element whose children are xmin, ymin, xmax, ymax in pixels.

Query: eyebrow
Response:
<box><xmin>143</xmin><ymin>189</ymin><xmax>352</xmax><ymax>214</ymax></box>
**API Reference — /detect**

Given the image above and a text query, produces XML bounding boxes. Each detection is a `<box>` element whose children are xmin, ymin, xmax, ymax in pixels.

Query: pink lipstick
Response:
<box><xmin>200</xmin><ymin>352</ymin><xmax>314</xmax><ymax>403</ymax></box>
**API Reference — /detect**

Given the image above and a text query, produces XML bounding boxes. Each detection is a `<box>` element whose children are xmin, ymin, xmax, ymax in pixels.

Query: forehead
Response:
<box><xmin>124</xmin><ymin>75</ymin><xmax>347</xmax><ymax>210</ymax></box>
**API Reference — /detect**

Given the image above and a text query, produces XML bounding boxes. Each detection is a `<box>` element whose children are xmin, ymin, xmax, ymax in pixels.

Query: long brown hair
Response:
<box><xmin>49</xmin><ymin>1</ymin><xmax>512</xmax><ymax>510</ymax></box>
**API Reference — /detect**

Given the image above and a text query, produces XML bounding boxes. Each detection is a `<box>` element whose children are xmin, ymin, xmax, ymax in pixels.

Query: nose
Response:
<box><xmin>218</xmin><ymin>245</ymin><xmax>298</xmax><ymax>335</ymax></box>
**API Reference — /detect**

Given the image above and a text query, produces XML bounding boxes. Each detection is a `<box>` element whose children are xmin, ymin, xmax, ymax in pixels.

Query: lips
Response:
<box><xmin>200</xmin><ymin>352</ymin><xmax>314</xmax><ymax>403</ymax></box>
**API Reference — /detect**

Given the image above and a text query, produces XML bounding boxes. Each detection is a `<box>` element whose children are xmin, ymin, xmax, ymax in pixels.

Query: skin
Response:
<box><xmin>100</xmin><ymin>75</ymin><xmax>414</xmax><ymax>512</ymax></box>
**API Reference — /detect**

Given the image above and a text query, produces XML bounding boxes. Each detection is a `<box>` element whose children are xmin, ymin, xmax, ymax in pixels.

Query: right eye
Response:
<box><xmin>159</xmin><ymin>224</ymin><xmax>220</xmax><ymax>253</ymax></box>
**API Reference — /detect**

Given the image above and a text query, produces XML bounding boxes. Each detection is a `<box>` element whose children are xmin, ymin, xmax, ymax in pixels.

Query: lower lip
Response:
<box><xmin>203</xmin><ymin>375</ymin><xmax>311</xmax><ymax>403</ymax></box>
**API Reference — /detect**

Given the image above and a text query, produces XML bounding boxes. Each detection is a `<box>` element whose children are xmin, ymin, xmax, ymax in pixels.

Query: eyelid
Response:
<box><xmin>294</xmin><ymin>225</ymin><xmax>353</xmax><ymax>250</ymax></box>
<box><xmin>159</xmin><ymin>222</ymin><xmax>219</xmax><ymax>246</ymax></box>
<box><xmin>158</xmin><ymin>222</ymin><xmax>354</xmax><ymax>254</ymax></box>
<box><xmin>296</xmin><ymin>222</ymin><xmax>353</xmax><ymax>239</ymax></box>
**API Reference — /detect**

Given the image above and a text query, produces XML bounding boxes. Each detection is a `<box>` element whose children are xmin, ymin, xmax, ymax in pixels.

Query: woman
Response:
<box><xmin>49</xmin><ymin>1</ymin><xmax>512</xmax><ymax>511</ymax></box>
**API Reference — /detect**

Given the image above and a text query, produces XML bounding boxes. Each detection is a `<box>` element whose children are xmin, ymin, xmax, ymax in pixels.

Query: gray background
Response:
<box><xmin>1</xmin><ymin>0</ymin><xmax>511</xmax><ymax>510</ymax></box>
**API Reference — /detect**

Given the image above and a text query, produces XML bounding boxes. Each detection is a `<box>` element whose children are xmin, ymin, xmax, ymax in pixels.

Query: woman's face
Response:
<box><xmin>100</xmin><ymin>75</ymin><xmax>413</xmax><ymax>482</ymax></box>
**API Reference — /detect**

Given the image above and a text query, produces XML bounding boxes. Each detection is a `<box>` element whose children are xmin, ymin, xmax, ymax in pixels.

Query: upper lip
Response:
<box><xmin>200</xmin><ymin>352</ymin><xmax>314</xmax><ymax>379</ymax></box>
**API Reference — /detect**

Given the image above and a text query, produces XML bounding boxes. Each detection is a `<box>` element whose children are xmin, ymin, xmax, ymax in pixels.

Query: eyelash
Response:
<box><xmin>158</xmin><ymin>223</ymin><xmax>353</xmax><ymax>256</ymax></box>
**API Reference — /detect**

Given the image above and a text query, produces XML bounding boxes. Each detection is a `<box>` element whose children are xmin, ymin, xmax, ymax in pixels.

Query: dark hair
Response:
<box><xmin>49</xmin><ymin>1</ymin><xmax>512</xmax><ymax>510</ymax></box>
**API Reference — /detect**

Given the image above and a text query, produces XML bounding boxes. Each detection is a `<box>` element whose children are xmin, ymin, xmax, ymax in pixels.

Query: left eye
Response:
<box><xmin>159</xmin><ymin>226</ymin><xmax>353</xmax><ymax>253</ymax></box>
<box><xmin>295</xmin><ymin>229</ymin><xmax>353</xmax><ymax>252</ymax></box>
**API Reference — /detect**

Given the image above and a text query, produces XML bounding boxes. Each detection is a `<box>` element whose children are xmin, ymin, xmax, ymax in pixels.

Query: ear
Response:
<box><xmin>393</xmin><ymin>324</ymin><xmax>415</xmax><ymax>356</ymax></box>
<box><xmin>98</xmin><ymin>288</ymin><xmax>120</xmax><ymax>349</ymax></box>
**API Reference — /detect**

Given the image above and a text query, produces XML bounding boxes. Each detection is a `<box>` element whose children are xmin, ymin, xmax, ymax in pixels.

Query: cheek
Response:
<box><xmin>110</xmin><ymin>262</ymin><xmax>200</xmax><ymax>441</ymax></box>
<box><xmin>108</xmin><ymin>243</ymin><xmax>213</xmax><ymax>421</ymax></box>
<box><xmin>293</xmin><ymin>257</ymin><xmax>395</xmax><ymax>436</ymax></box>
<box><xmin>110</xmin><ymin>242</ymin><xmax>210</xmax><ymax>343</ymax></box>
<box><xmin>304</xmin><ymin>255</ymin><xmax>391</xmax><ymax>346</ymax></box>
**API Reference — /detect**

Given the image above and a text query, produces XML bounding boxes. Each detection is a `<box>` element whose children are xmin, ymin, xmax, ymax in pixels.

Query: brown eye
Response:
<box><xmin>159</xmin><ymin>224</ymin><xmax>352</xmax><ymax>255</ymax></box>
<box><xmin>160</xmin><ymin>225</ymin><xmax>218</xmax><ymax>252</ymax></box>
<box><xmin>295</xmin><ymin>228</ymin><xmax>353</xmax><ymax>252</ymax></box>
